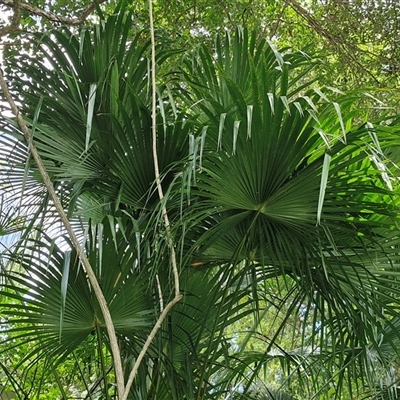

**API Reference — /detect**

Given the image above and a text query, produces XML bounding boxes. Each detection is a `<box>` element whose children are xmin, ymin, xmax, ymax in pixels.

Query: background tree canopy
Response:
<box><xmin>1</xmin><ymin>1</ymin><xmax>400</xmax><ymax>399</ymax></box>
<box><xmin>2</xmin><ymin>0</ymin><xmax>400</xmax><ymax>89</ymax></box>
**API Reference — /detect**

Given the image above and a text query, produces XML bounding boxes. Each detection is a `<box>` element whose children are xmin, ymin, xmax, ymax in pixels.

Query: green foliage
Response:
<box><xmin>1</xmin><ymin>2</ymin><xmax>400</xmax><ymax>399</ymax></box>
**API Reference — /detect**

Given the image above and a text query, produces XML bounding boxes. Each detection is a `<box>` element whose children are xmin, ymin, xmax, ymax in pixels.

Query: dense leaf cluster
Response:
<box><xmin>1</xmin><ymin>2</ymin><xmax>400</xmax><ymax>399</ymax></box>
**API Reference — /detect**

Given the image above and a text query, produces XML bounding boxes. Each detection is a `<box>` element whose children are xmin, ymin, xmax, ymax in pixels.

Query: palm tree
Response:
<box><xmin>1</xmin><ymin>2</ymin><xmax>400</xmax><ymax>398</ymax></box>
<box><xmin>180</xmin><ymin>30</ymin><xmax>400</xmax><ymax>398</ymax></box>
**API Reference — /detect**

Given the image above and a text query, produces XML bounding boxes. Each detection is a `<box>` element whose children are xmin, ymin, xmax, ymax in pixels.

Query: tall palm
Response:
<box><xmin>1</xmin><ymin>2</ymin><xmax>400</xmax><ymax>399</ymax></box>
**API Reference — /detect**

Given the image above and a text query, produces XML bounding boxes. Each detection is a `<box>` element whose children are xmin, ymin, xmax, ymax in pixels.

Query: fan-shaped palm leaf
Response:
<box><xmin>0</xmin><ymin>216</ymin><xmax>154</xmax><ymax>394</ymax></box>
<box><xmin>178</xmin><ymin>28</ymin><xmax>400</xmax><ymax>399</ymax></box>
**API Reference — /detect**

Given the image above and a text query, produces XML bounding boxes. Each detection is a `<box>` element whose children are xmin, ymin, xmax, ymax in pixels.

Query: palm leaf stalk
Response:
<box><xmin>0</xmin><ymin>66</ymin><xmax>128</xmax><ymax>398</ymax></box>
<box><xmin>1</xmin><ymin>2</ymin><xmax>187</xmax><ymax>398</ymax></box>
<box><xmin>121</xmin><ymin>0</ymin><xmax>182</xmax><ymax>398</ymax></box>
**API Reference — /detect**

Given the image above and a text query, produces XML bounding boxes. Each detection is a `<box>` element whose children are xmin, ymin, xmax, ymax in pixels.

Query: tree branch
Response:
<box><xmin>122</xmin><ymin>0</ymin><xmax>182</xmax><ymax>397</ymax></box>
<box><xmin>0</xmin><ymin>69</ymin><xmax>125</xmax><ymax>400</ymax></box>
<box><xmin>268</xmin><ymin>0</ymin><xmax>289</xmax><ymax>40</ymax></box>
<box><xmin>288</xmin><ymin>0</ymin><xmax>381</xmax><ymax>84</ymax></box>
<box><xmin>0</xmin><ymin>2</ymin><xmax>124</xmax><ymax>395</ymax></box>
<box><xmin>122</xmin><ymin>296</ymin><xmax>182</xmax><ymax>400</ymax></box>
<box><xmin>0</xmin><ymin>0</ymin><xmax>108</xmax><ymax>26</ymax></box>
<box><xmin>0</xmin><ymin>0</ymin><xmax>20</xmax><ymax>36</ymax></box>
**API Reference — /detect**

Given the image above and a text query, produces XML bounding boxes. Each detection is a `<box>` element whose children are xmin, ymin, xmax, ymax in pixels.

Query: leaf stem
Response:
<box><xmin>0</xmin><ymin>70</ymin><xmax>126</xmax><ymax>400</ymax></box>
<box><xmin>121</xmin><ymin>0</ymin><xmax>182</xmax><ymax>397</ymax></box>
